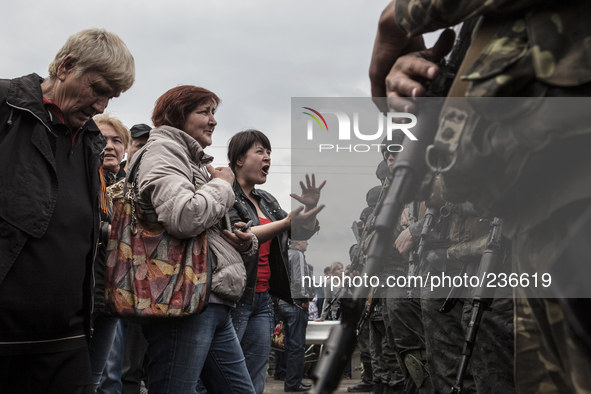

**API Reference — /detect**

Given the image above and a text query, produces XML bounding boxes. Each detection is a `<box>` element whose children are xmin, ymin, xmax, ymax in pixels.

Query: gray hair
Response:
<box><xmin>48</xmin><ymin>28</ymin><xmax>135</xmax><ymax>93</ymax></box>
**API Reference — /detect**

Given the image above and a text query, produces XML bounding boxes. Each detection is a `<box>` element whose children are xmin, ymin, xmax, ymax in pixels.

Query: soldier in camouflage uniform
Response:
<box><xmin>352</xmin><ymin>317</ymin><xmax>376</xmax><ymax>393</ymax></box>
<box><xmin>368</xmin><ymin>297</ymin><xmax>401</xmax><ymax>394</ymax></box>
<box><xmin>397</xmin><ymin>192</ymin><xmax>515</xmax><ymax>393</ymax></box>
<box><xmin>379</xmin><ymin>148</ymin><xmax>433</xmax><ymax>394</ymax></box>
<box><xmin>362</xmin><ymin>186</ymin><xmax>406</xmax><ymax>394</ymax></box>
<box><xmin>350</xmin><ymin>210</ymin><xmax>379</xmax><ymax>393</ymax></box>
<box><xmin>399</xmin><ymin>199</ymin><xmax>478</xmax><ymax>394</ymax></box>
<box><xmin>370</xmin><ymin>1</ymin><xmax>591</xmax><ymax>392</ymax></box>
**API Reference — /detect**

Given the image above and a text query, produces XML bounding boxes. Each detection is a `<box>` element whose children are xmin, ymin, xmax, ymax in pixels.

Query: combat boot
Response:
<box><xmin>347</xmin><ymin>380</ymin><xmax>374</xmax><ymax>392</ymax></box>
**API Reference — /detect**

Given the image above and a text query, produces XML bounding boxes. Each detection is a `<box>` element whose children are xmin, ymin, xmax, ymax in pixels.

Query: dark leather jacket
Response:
<box><xmin>0</xmin><ymin>73</ymin><xmax>105</xmax><ymax>341</ymax></box>
<box><xmin>229</xmin><ymin>181</ymin><xmax>319</xmax><ymax>305</ymax></box>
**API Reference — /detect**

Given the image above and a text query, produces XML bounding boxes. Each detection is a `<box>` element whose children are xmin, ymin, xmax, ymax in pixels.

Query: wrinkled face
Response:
<box><xmin>128</xmin><ymin>136</ymin><xmax>149</xmax><ymax>163</ymax></box>
<box><xmin>52</xmin><ymin>59</ymin><xmax>119</xmax><ymax>129</ymax></box>
<box><xmin>183</xmin><ymin>102</ymin><xmax>217</xmax><ymax>148</ymax></box>
<box><xmin>236</xmin><ymin>142</ymin><xmax>271</xmax><ymax>186</ymax></box>
<box><xmin>99</xmin><ymin>123</ymin><xmax>127</xmax><ymax>172</ymax></box>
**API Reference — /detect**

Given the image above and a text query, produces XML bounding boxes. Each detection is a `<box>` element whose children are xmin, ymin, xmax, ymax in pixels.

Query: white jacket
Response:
<box><xmin>133</xmin><ymin>125</ymin><xmax>246</xmax><ymax>302</ymax></box>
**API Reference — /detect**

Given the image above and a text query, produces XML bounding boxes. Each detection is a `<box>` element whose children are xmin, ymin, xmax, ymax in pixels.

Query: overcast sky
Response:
<box><xmin>2</xmin><ymin>0</ymin><xmax>439</xmax><ymax>275</ymax></box>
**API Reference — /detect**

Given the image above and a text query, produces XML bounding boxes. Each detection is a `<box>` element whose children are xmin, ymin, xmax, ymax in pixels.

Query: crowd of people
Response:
<box><xmin>0</xmin><ymin>28</ymin><xmax>325</xmax><ymax>394</ymax></box>
<box><xmin>1</xmin><ymin>0</ymin><xmax>591</xmax><ymax>393</ymax></box>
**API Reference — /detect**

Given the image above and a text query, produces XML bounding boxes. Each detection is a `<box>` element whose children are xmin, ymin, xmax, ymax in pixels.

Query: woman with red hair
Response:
<box><xmin>129</xmin><ymin>85</ymin><xmax>255</xmax><ymax>393</ymax></box>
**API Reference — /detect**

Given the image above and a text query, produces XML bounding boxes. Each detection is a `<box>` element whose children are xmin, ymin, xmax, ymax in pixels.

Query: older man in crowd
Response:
<box><xmin>0</xmin><ymin>28</ymin><xmax>135</xmax><ymax>393</ymax></box>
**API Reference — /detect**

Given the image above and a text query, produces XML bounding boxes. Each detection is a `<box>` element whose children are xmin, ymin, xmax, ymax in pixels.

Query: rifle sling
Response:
<box><xmin>428</xmin><ymin>19</ymin><xmax>501</xmax><ymax>171</ymax></box>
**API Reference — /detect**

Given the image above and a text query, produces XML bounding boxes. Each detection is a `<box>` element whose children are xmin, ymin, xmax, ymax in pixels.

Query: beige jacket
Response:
<box><xmin>133</xmin><ymin>125</ymin><xmax>246</xmax><ymax>302</ymax></box>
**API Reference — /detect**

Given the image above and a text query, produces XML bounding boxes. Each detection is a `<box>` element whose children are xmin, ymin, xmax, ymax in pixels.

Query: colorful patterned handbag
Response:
<box><xmin>105</xmin><ymin>148</ymin><xmax>211</xmax><ymax>322</ymax></box>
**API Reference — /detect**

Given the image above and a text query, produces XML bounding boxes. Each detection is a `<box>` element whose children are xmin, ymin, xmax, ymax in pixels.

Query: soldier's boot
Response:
<box><xmin>347</xmin><ymin>380</ymin><xmax>375</xmax><ymax>392</ymax></box>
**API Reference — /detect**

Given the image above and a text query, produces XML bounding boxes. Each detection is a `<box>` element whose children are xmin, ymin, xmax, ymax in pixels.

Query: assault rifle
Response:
<box><xmin>357</xmin><ymin>288</ymin><xmax>379</xmax><ymax>332</ymax></box>
<box><xmin>350</xmin><ymin>214</ymin><xmax>374</xmax><ymax>273</ymax></box>
<box><xmin>415</xmin><ymin>207</ymin><xmax>437</xmax><ymax>264</ymax></box>
<box><xmin>311</xmin><ymin>18</ymin><xmax>480</xmax><ymax>394</ymax></box>
<box><xmin>450</xmin><ymin>217</ymin><xmax>505</xmax><ymax>394</ymax></box>
<box><xmin>406</xmin><ymin>201</ymin><xmax>420</xmax><ymax>298</ymax></box>
<box><xmin>407</xmin><ymin>205</ymin><xmax>438</xmax><ymax>300</ymax></box>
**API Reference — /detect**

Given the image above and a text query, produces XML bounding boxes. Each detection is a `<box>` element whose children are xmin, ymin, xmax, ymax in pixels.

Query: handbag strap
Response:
<box><xmin>123</xmin><ymin>147</ymin><xmax>149</xmax><ymax>198</ymax></box>
<box><xmin>122</xmin><ymin>146</ymin><xmax>150</xmax><ymax>235</ymax></box>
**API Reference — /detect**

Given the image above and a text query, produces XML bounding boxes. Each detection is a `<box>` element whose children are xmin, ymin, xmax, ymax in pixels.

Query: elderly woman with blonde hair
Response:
<box><xmin>89</xmin><ymin>113</ymin><xmax>131</xmax><ymax>389</ymax></box>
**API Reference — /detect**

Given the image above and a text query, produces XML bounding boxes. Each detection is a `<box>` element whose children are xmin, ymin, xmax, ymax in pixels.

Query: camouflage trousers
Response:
<box><xmin>370</xmin><ymin>312</ymin><xmax>404</xmax><ymax>390</ymax></box>
<box><xmin>421</xmin><ymin>253</ymin><xmax>516</xmax><ymax>394</ymax></box>
<box><xmin>421</xmin><ymin>257</ymin><xmax>477</xmax><ymax>394</ymax></box>
<box><xmin>513</xmin><ymin>200</ymin><xmax>591</xmax><ymax>394</ymax></box>
<box><xmin>463</xmin><ymin>258</ymin><xmax>516</xmax><ymax>394</ymax></box>
<box><xmin>461</xmin><ymin>297</ymin><xmax>516</xmax><ymax>394</ymax></box>
<box><xmin>384</xmin><ymin>284</ymin><xmax>433</xmax><ymax>393</ymax></box>
<box><xmin>421</xmin><ymin>297</ymin><xmax>476</xmax><ymax>394</ymax></box>
<box><xmin>357</xmin><ymin>319</ymin><xmax>375</xmax><ymax>384</ymax></box>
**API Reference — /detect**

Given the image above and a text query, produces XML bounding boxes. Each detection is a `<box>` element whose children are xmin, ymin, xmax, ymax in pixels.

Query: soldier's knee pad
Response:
<box><xmin>404</xmin><ymin>351</ymin><xmax>428</xmax><ymax>388</ymax></box>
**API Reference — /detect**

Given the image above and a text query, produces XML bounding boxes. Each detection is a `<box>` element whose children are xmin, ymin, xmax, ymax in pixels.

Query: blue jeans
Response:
<box><xmin>97</xmin><ymin>319</ymin><xmax>128</xmax><ymax>393</ymax></box>
<box><xmin>274</xmin><ymin>350</ymin><xmax>286</xmax><ymax>377</ymax></box>
<box><xmin>276</xmin><ymin>303</ymin><xmax>309</xmax><ymax>389</ymax></box>
<box><xmin>141</xmin><ymin>303</ymin><xmax>254</xmax><ymax>394</ymax></box>
<box><xmin>89</xmin><ymin>312</ymin><xmax>121</xmax><ymax>389</ymax></box>
<box><xmin>231</xmin><ymin>290</ymin><xmax>274</xmax><ymax>394</ymax></box>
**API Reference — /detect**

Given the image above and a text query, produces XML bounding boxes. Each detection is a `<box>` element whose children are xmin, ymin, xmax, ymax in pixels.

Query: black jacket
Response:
<box><xmin>0</xmin><ymin>73</ymin><xmax>105</xmax><ymax>343</ymax></box>
<box><xmin>229</xmin><ymin>181</ymin><xmax>319</xmax><ymax>305</ymax></box>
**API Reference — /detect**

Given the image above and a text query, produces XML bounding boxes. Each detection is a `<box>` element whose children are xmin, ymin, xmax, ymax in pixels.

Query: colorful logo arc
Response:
<box><xmin>302</xmin><ymin>107</ymin><xmax>328</xmax><ymax>131</ymax></box>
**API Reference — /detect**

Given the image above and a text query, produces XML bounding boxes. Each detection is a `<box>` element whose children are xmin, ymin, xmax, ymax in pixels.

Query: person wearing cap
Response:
<box><xmin>123</xmin><ymin>123</ymin><xmax>151</xmax><ymax>172</ymax></box>
<box><xmin>366</xmin><ymin>185</ymin><xmax>382</xmax><ymax>210</ymax></box>
<box><xmin>0</xmin><ymin>28</ymin><xmax>135</xmax><ymax>393</ymax></box>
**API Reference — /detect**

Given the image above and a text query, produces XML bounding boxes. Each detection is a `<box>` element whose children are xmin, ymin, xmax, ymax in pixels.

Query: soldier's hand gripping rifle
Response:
<box><xmin>311</xmin><ymin>18</ymin><xmax>479</xmax><ymax>394</ymax></box>
<box><xmin>450</xmin><ymin>217</ymin><xmax>505</xmax><ymax>394</ymax></box>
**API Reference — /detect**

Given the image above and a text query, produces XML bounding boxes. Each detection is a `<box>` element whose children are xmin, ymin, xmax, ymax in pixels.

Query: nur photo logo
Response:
<box><xmin>302</xmin><ymin>107</ymin><xmax>417</xmax><ymax>153</ymax></box>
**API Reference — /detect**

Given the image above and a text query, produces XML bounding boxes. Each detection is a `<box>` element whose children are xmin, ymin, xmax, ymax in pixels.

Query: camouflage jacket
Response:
<box><xmin>395</xmin><ymin>0</ymin><xmax>591</xmax><ymax>95</ymax></box>
<box><xmin>397</xmin><ymin>0</ymin><xmax>591</xmax><ymax>237</ymax></box>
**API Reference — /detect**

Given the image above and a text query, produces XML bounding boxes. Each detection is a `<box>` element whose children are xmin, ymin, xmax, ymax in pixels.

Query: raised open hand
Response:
<box><xmin>290</xmin><ymin>174</ymin><xmax>326</xmax><ymax>208</ymax></box>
